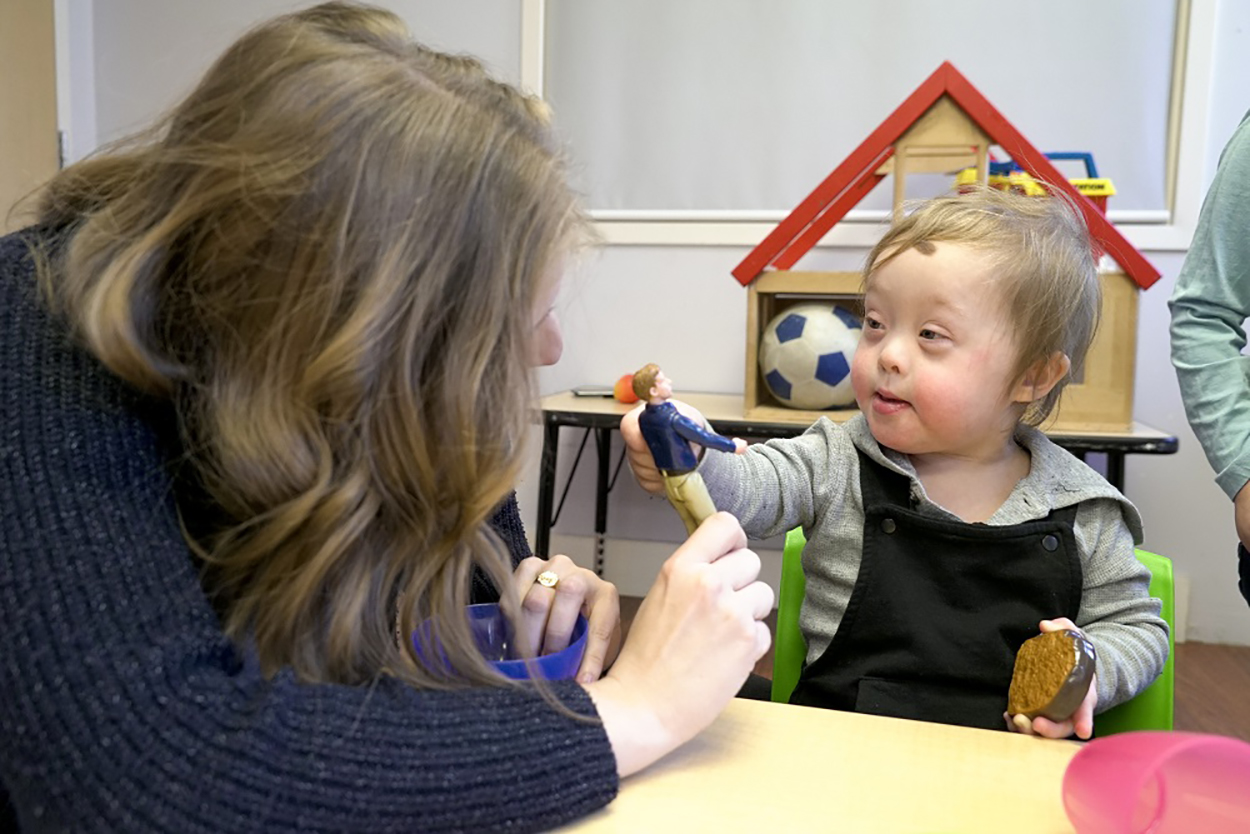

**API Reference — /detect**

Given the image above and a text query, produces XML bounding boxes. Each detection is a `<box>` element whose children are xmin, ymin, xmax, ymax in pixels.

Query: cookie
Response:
<box><xmin>1008</xmin><ymin>629</ymin><xmax>1096</xmax><ymax>721</ymax></box>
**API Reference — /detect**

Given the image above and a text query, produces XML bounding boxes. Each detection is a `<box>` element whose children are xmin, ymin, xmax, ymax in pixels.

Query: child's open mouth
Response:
<box><xmin>872</xmin><ymin>392</ymin><xmax>910</xmax><ymax>414</ymax></box>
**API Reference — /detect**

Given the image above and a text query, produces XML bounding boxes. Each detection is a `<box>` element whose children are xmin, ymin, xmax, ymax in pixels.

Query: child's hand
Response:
<box><xmin>1005</xmin><ymin>617</ymin><xmax>1098</xmax><ymax>740</ymax></box>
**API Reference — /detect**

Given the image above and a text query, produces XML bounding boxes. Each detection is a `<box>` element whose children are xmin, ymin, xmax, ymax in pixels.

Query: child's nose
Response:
<box><xmin>878</xmin><ymin>337</ymin><xmax>905</xmax><ymax>373</ymax></box>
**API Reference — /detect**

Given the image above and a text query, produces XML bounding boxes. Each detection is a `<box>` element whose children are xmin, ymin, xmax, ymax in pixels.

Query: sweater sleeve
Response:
<box><xmin>1169</xmin><ymin>110</ymin><xmax>1250</xmax><ymax>499</ymax></box>
<box><xmin>701</xmin><ymin>417</ymin><xmax>854</xmax><ymax>540</ymax></box>
<box><xmin>1072</xmin><ymin>499</ymin><xmax>1170</xmax><ymax>712</ymax></box>
<box><xmin>0</xmin><ymin>233</ymin><xmax>618</xmax><ymax>833</ymax></box>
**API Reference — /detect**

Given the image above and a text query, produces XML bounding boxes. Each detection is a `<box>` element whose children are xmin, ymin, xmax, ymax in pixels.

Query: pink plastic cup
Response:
<box><xmin>1063</xmin><ymin>731</ymin><xmax>1250</xmax><ymax>834</ymax></box>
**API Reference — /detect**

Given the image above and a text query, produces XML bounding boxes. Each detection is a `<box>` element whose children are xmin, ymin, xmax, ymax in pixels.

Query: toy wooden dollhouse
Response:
<box><xmin>734</xmin><ymin>61</ymin><xmax>1160</xmax><ymax>432</ymax></box>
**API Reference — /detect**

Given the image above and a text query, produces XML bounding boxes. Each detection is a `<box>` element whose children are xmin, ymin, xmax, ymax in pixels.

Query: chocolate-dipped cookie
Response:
<box><xmin>1008</xmin><ymin>629</ymin><xmax>1096</xmax><ymax>721</ymax></box>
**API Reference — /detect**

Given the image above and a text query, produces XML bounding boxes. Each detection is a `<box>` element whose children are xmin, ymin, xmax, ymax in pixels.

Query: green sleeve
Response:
<box><xmin>1169</xmin><ymin>110</ymin><xmax>1250</xmax><ymax>499</ymax></box>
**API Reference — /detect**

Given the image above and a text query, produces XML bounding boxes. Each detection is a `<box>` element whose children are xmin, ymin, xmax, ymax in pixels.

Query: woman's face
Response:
<box><xmin>529</xmin><ymin>278</ymin><xmax>564</xmax><ymax>367</ymax></box>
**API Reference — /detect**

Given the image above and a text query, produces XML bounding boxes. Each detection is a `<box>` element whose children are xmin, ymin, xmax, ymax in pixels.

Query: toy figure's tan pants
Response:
<box><xmin>662</xmin><ymin>470</ymin><xmax>717</xmax><ymax>536</ymax></box>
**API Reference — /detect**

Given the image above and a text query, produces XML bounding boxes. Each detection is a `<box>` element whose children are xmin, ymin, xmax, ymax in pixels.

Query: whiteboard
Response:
<box><xmin>544</xmin><ymin>0</ymin><xmax>1177</xmax><ymax>216</ymax></box>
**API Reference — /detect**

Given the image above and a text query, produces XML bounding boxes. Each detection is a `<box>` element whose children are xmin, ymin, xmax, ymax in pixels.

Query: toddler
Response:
<box><xmin>624</xmin><ymin>187</ymin><xmax>1169</xmax><ymax>738</ymax></box>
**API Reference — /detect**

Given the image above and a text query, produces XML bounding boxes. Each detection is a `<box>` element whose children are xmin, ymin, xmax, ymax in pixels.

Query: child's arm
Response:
<box><xmin>698</xmin><ymin>418</ymin><xmax>854</xmax><ymax>539</ymax></box>
<box><xmin>620</xmin><ymin>406</ymin><xmax>854</xmax><ymax>539</ymax></box>
<box><xmin>1071</xmin><ymin>499</ymin><xmax>1170</xmax><ymax>712</ymax></box>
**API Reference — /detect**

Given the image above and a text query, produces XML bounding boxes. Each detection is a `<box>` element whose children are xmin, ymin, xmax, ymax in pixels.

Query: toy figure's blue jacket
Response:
<box><xmin>638</xmin><ymin>401</ymin><xmax>737</xmax><ymax>473</ymax></box>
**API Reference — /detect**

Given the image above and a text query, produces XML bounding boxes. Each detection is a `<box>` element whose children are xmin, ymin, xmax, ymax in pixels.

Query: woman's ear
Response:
<box><xmin>1012</xmin><ymin>351</ymin><xmax>1071</xmax><ymax>404</ymax></box>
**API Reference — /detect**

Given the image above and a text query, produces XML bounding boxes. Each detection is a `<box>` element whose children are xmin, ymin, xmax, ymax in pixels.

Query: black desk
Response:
<box><xmin>535</xmin><ymin>391</ymin><xmax>1179</xmax><ymax>571</ymax></box>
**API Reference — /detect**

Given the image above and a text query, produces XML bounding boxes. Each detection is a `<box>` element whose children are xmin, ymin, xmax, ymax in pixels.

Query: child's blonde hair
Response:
<box><xmin>864</xmin><ymin>186</ymin><xmax>1100</xmax><ymax>426</ymax></box>
<box><xmin>35</xmin><ymin>2</ymin><xmax>586</xmax><ymax>688</ymax></box>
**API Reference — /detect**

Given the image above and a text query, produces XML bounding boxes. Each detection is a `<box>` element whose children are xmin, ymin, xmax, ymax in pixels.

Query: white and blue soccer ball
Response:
<box><xmin>758</xmin><ymin>302</ymin><xmax>861</xmax><ymax>409</ymax></box>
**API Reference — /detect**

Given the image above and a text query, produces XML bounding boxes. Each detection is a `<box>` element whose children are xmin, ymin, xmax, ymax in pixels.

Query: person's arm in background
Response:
<box><xmin>1170</xmin><ymin>111</ymin><xmax>1250</xmax><ymax>546</ymax></box>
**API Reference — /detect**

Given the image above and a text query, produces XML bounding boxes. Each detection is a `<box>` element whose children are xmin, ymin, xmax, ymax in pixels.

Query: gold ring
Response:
<box><xmin>536</xmin><ymin>570</ymin><xmax>559</xmax><ymax>589</ymax></box>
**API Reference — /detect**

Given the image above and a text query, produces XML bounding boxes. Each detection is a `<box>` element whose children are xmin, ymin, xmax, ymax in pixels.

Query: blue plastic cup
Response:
<box><xmin>416</xmin><ymin>602</ymin><xmax>589</xmax><ymax>681</ymax></box>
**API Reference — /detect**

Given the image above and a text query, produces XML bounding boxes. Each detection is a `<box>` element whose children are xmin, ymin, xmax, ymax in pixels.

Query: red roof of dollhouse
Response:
<box><xmin>732</xmin><ymin>61</ymin><xmax>1160</xmax><ymax>289</ymax></box>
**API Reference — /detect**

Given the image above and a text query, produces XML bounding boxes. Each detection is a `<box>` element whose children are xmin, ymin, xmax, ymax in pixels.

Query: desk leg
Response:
<box><xmin>536</xmin><ymin>417</ymin><xmax>558</xmax><ymax>558</ymax></box>
<box><xmin>593</xmin><ymin>426</ymin><xmax>611</xmax><ymax>577</ymax></box>
<box><xmin>1107</xmin><ymin>452</ymin><xmax>1125</xmax><ymax>492</ymax></box>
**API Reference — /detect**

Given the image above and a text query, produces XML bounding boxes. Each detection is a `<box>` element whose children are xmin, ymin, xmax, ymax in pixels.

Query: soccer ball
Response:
<box><xmin>758</xmin><ymin>302</ymin><xmax>861</xmax><ymax>409</ymax></box>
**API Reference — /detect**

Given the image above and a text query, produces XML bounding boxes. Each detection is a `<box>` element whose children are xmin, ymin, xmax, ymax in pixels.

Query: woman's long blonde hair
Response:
<box><xmin>35</xmin><ymin>2</ymin><xmax>583</xmax><ymax>687</ymax></box>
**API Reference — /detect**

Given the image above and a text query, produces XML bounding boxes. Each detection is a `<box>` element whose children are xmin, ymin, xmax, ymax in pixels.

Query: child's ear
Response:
<box><xmin>1012</xmin><ymin>351</ymin><xmax>1071</xmax><ymax>403</ymax></box>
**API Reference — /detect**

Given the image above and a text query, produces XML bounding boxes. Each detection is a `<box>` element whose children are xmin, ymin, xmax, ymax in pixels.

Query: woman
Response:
<box><xmin>0</xmin><ymin>4</ymin><xmax>772</xmax><ymax>831</ymax></box>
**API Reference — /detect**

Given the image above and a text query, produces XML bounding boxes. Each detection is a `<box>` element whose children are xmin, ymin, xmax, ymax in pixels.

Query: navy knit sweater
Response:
<box><xmin>0</xmin><ymin>229</ymin><xmax>618</xmax><ymax>832</ymax></box>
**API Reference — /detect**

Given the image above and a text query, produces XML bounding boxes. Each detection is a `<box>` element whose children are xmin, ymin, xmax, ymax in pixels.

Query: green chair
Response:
<box><xmin>770</xmin><ymin>527</ymin><xmax>812</xmax><ymax>705</ymax></box>
<box><xmin>770</xmin><ymin>529</ymin><xmax>1175</xmax><ymax>734</ymax></box>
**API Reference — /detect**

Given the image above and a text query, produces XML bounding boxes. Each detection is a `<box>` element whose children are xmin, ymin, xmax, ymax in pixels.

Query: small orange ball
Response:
<box><xmin>613</xmin><ymin>373</ymin><xmax>639</xmax><ymax>404</ymax></box>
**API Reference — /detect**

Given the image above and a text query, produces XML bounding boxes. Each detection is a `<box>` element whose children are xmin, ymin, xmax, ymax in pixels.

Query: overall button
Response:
<box><xmin>1041</xmin><ymin>534</ymin><xmax>1059</xmax><ymax>552</ymax></box>
<box><xmin>881</xmin><ymin>518</ymin><xmax>897</xmax><ymax>534</ymax></box>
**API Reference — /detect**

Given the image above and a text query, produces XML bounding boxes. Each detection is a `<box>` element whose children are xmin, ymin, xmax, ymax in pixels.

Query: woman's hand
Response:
<box><xmin>1005</xmin><ymin>617</ymin><xmax>1099</xmax><ymax>740</ymax></box>
<box><xmin>511</xmin><ymin>554</ymin><xmax>620</xmax><ymax>683</ymax></box>
<box><xmin>581</xmin><ymin>512</ymin><xmax>774</xmax><ymax>777</ymax></box>
<box><xmin>620</xmin><ymin>399</ymin><xmax>711</xmax><ymax>495</ymax></box>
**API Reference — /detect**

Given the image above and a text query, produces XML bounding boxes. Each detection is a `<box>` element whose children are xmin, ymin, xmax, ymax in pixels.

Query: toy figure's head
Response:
<box><xmin>631</xmin><ymin>363</ymin><xmax>671</xmax><ymax>403</ymax></box>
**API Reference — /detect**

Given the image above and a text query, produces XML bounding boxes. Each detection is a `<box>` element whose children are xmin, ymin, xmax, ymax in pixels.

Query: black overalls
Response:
<box><xmin>790</xmin><ymin>451</ymin><xmax>1083</xmax><ymax>731</ymax></box>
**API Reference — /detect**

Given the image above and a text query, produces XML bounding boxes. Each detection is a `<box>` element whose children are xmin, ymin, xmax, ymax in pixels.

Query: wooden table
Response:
<box><xmin>558</xmin><ymin>698</ymin><xmax>1080</xmax><ymax>833</ymax></box>
<box><xmin>536</xmin><ymin>390</ymin><xmax>1178</xmax><ymax>570</ymax></box>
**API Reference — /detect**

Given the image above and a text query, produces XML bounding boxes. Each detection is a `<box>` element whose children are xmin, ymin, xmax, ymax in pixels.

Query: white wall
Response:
<box><xmin>62</xmin><ymin>1</ymin><xmax>1250</xmax><ymax>644</ymax></box>
<box><xmin>59</xmin><ymin>0</ymin><xmax>522</xmax><ymax>161</ymax></box>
